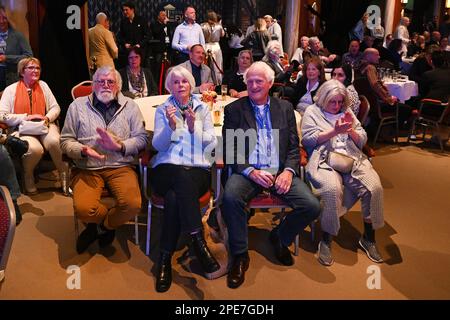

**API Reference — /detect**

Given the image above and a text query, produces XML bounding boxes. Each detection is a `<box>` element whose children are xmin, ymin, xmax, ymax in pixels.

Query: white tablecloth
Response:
<box><xmin>384</xmin><ymin>79</ymin><xmax>418</xmax><ymax>103</ymax></box>
<box><xmin>135</xmin><ymin>94</ymin><xmax>238</xmax><ymax>136</ymax></box>
<box><xmin>136</xmin><ymin>94</ymin><xmax>302</xmax><ymax>137</ymax></box>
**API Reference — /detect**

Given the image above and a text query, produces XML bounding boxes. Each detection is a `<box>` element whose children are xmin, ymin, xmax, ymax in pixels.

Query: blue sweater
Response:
<box><xmin>151</xmin><ymin>95</ymin><xmax>217</xmax><ymax>168</ymax></box>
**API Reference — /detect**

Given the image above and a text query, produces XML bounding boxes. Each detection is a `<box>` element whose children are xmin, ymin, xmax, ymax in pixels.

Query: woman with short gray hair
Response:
<box><xmin>150</xmin><ymin>65</ymin><xmax>219</xmax><ymax>293</ymax></box>
<box><xmin>301</xmin><ymin>79</ymin><xmax>384</xmax><ymax>267</ymax></box>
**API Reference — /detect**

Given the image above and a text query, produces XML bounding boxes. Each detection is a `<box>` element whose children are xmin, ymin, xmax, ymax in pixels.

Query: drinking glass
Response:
<box><xmin>221</xmin><ymin>85</ymin><xmax>228</xmax><ymax>101</ymax></box>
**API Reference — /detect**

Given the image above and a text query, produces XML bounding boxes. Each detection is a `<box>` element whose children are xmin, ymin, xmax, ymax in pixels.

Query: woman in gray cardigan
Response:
<box><xmin>301</xmin><ymin>80</ymin><xmax>384</xmax><ymax>266</ymax></box>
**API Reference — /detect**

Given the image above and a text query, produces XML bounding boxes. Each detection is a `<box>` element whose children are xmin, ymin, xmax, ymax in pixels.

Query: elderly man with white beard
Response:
<box><xmin>61</xmin><ymin>66</ymin><xmax>148</xmax><ymax>254</ymax></box>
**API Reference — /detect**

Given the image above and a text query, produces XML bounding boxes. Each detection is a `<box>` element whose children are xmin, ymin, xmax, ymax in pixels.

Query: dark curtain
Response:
<box><xmin>320</xmin><ymin>0</ymin><xmax>371</xmax><ymax>55</ymax></box>
<box><xmin>39</xmin><ymin>0</ymin><xmax>90</xmax><ymax>127</ymax></box>
<box><xmin>411</xmin><ymin>0</ymin><xmax>434</xmax><ymax>34</ymax></box>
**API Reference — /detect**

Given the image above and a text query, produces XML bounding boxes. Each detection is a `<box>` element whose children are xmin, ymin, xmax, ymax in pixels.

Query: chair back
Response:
<box><xmin>357</xmin><ymin>95</ymin><xmax>371</xmax><ymax>126</ymax></box>
<box><xmin>71</xmin><ymin>81</ymin><xmax>93</xmax><ymax>100</ymax></box>
<box><xmin>0</xmin><ymin>185</ymin><xmax>16</xmax><ymax>282</ymax></box>
<box><xmin>419</xmin><ymin>99</ymin><xmax>450</xmax><ymax>122</ymax></box>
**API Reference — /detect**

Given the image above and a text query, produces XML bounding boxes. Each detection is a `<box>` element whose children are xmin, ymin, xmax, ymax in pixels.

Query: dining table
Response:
<box><xmin>135</xmin><ymin>94</ymin><xmax>303</xmax><ymax>136</ymax></box>
<box><xmin>383</xmin><ymin>78</ymin><xmax>419</xmax><ymax>103</ymax></box>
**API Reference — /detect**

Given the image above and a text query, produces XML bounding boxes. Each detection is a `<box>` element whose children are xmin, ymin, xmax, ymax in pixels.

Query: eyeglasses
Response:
<box><xmin>25</xmin><ymin>66</ymin><xmax>41</xmax><ymax>71</ymax></box>
<box><xmin>94</xmin><ymin>79</ymin><xmax>116</xmax><ymax>86</ymax></box>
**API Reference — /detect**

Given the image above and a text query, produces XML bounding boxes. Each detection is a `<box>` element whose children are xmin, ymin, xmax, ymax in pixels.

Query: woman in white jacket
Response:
<box><xmin>0</xmin><ymin>57</ymin><xmax>66</xmax><ymax>194</ymax></box>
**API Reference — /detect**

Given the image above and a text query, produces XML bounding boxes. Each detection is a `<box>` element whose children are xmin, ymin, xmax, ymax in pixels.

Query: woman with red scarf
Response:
<box><xmin>0</xmin><ymin>57</ymin><xmax>67</xmax><ymax>195</ymax></box>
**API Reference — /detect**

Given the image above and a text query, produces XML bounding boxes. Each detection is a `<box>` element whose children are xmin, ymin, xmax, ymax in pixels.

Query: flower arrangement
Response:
<box><xmin>201</xmin><ymin>90</ymin><xmax>218</xmax><ymax>104</ymax></box>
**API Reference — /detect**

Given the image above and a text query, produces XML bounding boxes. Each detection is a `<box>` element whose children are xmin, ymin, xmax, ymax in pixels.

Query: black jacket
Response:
<box><xmin>290</xmin><ymin>76</ymin><xmax>324</xmax><ymax>107</ymax></box>
<box><xmin>119</xmin><ymin>67</ymin><xmax>158</xmax><ymax>97</ymax></box>
<box><xmin>222</xmin><ymin>96</ymin><xmax>300</xmax><ymax>176</ymax></box>
<box><xmin>150</xmin><ymin>21</ymin><xmax>174</xmax><ymax>53</ymax></box>
<box><xmin>118</xmin><ymin>15</ymin><xmax>149</xmax><ymax>50</ymax></box>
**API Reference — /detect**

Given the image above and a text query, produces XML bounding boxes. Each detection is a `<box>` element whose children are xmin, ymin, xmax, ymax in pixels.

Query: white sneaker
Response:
<box><xmin>24</xmin><ymin>174</ymin><xmax>38</xmax><ymax>195</ymax></box>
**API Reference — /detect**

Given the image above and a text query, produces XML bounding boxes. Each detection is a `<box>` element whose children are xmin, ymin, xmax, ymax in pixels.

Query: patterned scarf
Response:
<box><xmin>127</xmin><ymin>67</ymin><xmax>145</xmax><ymax>93</ymax></box>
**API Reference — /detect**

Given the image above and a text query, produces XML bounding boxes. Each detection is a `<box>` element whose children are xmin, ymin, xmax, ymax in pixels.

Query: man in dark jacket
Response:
<box><xmin>150</xmin><ymin>10</ymin><xmax>174</xmax><ymax>85</ymax></box>
<box><xmin>117</xmin><ymin>2</ymin><xmax>149</xmax><ymax>68</ymax></box>
<box><xmin>221</xmin><ymin>61</ymin><xmax>320</xmax><ymax>289</ymax></box>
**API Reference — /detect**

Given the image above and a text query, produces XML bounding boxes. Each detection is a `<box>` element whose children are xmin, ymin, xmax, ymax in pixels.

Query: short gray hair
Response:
<box><xmin>314</xmin><ymin>79</ymin><xmax>350</xmax><ymax>112</ymax></box>
<box><xmin>93</xmin><ymin>66</ymin><xmax>122</xmax><ymax>91</ymax></box>
<box><xmin>309</xmin><ymin>36</ymin><xmax>320</xmax><ymax>46</ymax></box>
<box><xmin>264</xmin><ymin>40</ymin><xmax>282</xmax><ymax>57</ymax></box>
<box><xmin>165</xmin><ymin>65</ymin><xmax>196</xmax><ymax>94</ymax></box>
<box><xmin>96</xmin><ymin>12</ymin><xmax>107</xmax><ymax>23</ymax></box>
<box><xmin>243</xmin><ymin>61</ymin><xmax>275</xmax><ymax>85</ymax></box>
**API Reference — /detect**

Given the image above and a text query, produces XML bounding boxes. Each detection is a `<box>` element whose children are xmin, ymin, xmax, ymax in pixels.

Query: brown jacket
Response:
<box><xmin>353</xmin><ymin>60</ymin><xmax>395</xmax><ymax>107</ymax></box>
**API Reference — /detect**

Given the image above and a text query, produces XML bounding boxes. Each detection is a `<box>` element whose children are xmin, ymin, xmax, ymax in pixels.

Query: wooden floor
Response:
<box><xmin>1</xmin><ymin>141</ymin><xmax>450</xmax><ymax>300</ymax></box>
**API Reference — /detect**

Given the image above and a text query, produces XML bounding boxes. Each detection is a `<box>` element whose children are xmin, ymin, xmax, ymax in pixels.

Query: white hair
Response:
<box><xmin>243</xmin><ymin>61</ymin><xmax>275</xmax><ymax>85</ymax></box>
<box><xmin>164</xmin><ymin>66</ymin><xmax>196</xmax><ymax>94</ymax></box>
<box><xmin>265</xmin><ymin>40</ymin><xmax>282</xmax><ymax>56</ymax></box>
<box><xmin>93</xmin><ymin>66</ymin><xmax>122</xmax><ymax>91</ymax></box>
<box><xmin>314</xmin><ymin>79</ymin><xmax>350</xmax><ymax>112</ymax></box>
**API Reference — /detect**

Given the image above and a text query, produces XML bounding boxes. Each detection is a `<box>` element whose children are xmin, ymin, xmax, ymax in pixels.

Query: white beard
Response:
<box><xmin>96</xmin><ymin>90</ymin><xmax>115</xmax><ymax>104</ymax></box>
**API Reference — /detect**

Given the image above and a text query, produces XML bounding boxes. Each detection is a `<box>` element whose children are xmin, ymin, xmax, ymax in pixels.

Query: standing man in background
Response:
<box><xmin>151</xmin><ymin>10</ymin><xmax>173</xmax><ymax>85</ymax></box>
<box><xmin>394</xmin><ymin>17</ymin><xmax>411</xmax><ymax>57</ymax></box>
<box><xmin>172</xmin><ymin>5</ymin><xmax>205</xmax><ymax>65</ymax></box>
<box><xmin>264</xmin><ymin>15</ymin><xmax>283</xmax><ymax>53</ymax></box>
<box><xmin>88</xmin><ymin>12</ymin><xmax>118</xmax><ymax>69</ymax></box>
<box><xmin>117</xmin><ymin>2</ymin><xmax>149</xmax><ymax>68</ymax></box>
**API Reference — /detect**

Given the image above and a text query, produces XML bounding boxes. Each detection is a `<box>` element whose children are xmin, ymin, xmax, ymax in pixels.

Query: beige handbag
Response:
<box><xmin>327</xmin><ymin>151</ymin><xmax>354</xmax><ymax>173</ymax></box>
<box><xmin>18</xmin><ymin>120</ymin><xmax>49</xmax><ymax>136</ymax></box>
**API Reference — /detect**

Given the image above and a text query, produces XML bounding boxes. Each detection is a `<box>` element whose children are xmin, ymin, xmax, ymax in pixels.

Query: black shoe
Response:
<box><xmin>5</xmin><ymin>136</ymin><xmax>29</xmax><ymax>158</ymax></box>
<box><xmin>156</xmin><ymin>252</ymin><xmax>172</xmax><ymax>293</ymax></box>
<box><xmin>13</xmin><ymin>200</ymin><xmax>22</xmax><ymax>226</ymax></box>
<box><xmin>269</xmin><ymin>228</ymin><xmax>294</xmax><ymax>266</ymax></box>
<box><xmin>190</xmin><ymin>232</ymin><xmax>220</xmax><ymax>273</ymax></box>
<box><xmin>98</xmin><ymin>226</ymin><xmax>115</xmax><ymax>248</ymax></box>
<box><xmin>227</xmin><ymin>252</ymin><xmax>250</xmax><ymax>289</ymax></box>
<box><xmin>76</xmin><ymin>223</ymin><xmax>98</xmax><ymax>254</ymax></box>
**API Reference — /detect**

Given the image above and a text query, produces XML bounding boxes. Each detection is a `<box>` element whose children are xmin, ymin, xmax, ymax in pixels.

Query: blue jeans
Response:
<box><xmin>0</xmin><ymin>145</ymin><xmax>21</xmax><ymax>200</ymax></box>
<box><xmin>221</xmin><ymin>173</ymin><xmax>320</xmax><ymax>256</ymax></box>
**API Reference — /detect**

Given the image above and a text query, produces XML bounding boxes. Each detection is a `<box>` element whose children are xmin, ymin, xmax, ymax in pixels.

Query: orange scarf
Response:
<box><xmin>13</xmin><ymin>80</ymin><xmax>46</xmax><ymax>116</ymax></box>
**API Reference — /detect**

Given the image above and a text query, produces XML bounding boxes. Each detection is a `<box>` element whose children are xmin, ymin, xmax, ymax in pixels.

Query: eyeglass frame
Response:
<box><xmin>94</xmin><ymin>79</ymin><xmax>117</xmax><ymax>87</ymax></box>
<box><xmin>24</xmin><ymin>66</ymin><xmax>41</xmax><ymax>71</ymax></box>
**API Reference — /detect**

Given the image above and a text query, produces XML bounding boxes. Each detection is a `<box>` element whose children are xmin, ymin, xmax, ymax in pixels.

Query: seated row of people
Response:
<box><xmin>0</xmin><ymin>57</ymin><xmax>386</xmax><ymax>294</ymax></box>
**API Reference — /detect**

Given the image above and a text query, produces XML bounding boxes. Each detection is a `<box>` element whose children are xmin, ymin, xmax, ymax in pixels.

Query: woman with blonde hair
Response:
<box><xmin>301</xmin><ymin>79</ymin><xmax>384</xmax><ymax>267</ymax></box>
<box><xmin>0</xmin><ymin>57</ymin><xmax>67</xmax><ymax>194</ymax></box>
<box><xmin>151</xmin><ymin>65</ymin><xmax>220</xmax><ymax>292</ymax></box>
<box><xmin>241</xmin><ymin>18</ymin><xmax>270</xmax><ymax>61</ymax></box>
<box><xmin>201</xmin><ymin>10</ymin><xmax>225</xmax><ymax>83</ymax></box>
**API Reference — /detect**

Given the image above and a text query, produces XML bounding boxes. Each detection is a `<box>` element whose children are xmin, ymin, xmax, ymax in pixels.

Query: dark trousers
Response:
<box><xmin>0</xmin><ymin>66</ymin><xmax>6</xmax><ymax>91</ymax></box>
<box><xmin>0</xmin><ymin>145</ymin><xmax>21</xmax><ymax>200</ymax></box>
<box><xmin>173</xmin><ymin>51</ymin><xmax>190</xmax><ymax>65</ymax></box>
<box><xmin>221</xmin><ymin>173</ymin><xmax>321</xmax><ymax>256</ymax></box>
<box><xmin>150</xmin><ymin>164</ymin><xmax>211</xmax><ymax>253</ymax></box>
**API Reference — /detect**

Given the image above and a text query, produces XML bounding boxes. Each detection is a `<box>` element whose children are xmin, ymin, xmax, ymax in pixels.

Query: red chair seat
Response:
<box><xmin>248</xmin><ymin>193</ymin><xmax>289</xmax><ymax>208</ymax></box>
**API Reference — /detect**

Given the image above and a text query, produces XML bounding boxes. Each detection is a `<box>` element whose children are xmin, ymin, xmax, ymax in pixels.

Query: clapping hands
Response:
<box><xmin>95</xmin><ymin>127</ymin><xmax>122</xmax><ymax>151</ymax></box>
<box><xmin>334</xmin><ymin>111</ymin><xmax>353</xmax><ymax>134</ymax></box>
<box><xmin>166</xmin><ymin>105</ymin><xmax>177</xmax><ymax>130</ymax></box>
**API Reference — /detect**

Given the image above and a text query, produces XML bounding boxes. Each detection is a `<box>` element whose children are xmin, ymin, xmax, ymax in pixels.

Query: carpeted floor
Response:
<box><xmin>1</xmin><ymin>142</ymin><xmax>449</xmax><ymax>300</ymax></box>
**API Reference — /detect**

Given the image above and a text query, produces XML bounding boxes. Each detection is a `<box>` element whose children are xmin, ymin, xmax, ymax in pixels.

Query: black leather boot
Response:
<box><xmin>156</xmin><ymin>252</ymin><xmax>172</xmax><ymax>293</ymax></box>
<box><xmin>190</xmin><ymin>231</ymin><xmax>220</xmax><ymax>273</ymax></box>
